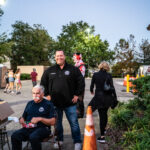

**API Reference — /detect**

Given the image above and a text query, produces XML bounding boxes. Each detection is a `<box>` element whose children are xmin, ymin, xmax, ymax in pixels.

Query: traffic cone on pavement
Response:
<box><xmin>82</xmin><ymin>106</ymin><xmax>97</xmax><ymax>150</ymax></box>
<box><xmin>123</xmin><ymin>76</ymin><xmax>127</xmax><ymax>86</ymax></box>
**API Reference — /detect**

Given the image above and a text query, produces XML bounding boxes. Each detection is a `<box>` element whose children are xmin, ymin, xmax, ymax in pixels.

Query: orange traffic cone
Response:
<box><xmin>123</xmin><ymin>76</ymin><xmax>127</xmax><ymax>86</ymax></box>
<box><xmin>82</xmin><ymin>106</ymin><xmax>97</xmax><ymax>150</ymax></box>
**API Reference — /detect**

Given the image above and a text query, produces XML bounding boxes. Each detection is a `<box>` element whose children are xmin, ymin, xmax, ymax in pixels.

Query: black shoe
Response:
<box><xmin>97</xmin><ymin>137</ymin><xmax>106</xmax><ymax>143</ymax></box>
<box><xmin>16</xmin><ymin>91</ymin><xmax>21</xmax><ymax>95</ymax></box>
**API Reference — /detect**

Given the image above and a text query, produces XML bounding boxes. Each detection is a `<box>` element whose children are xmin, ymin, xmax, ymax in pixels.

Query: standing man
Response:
<box><xmin>40</xmin><ymin>50</ymin><xmax>85</xmax><ymax>150</ymax></box>
<box><xmin>30</xmin><ymin>68</ymin><xmax>38</xmax><ymax>87</ymax></box>
<box><xmin>11</xmin><ymin>85</ymin><xmax>56</xmax><ymax>150</ymax></box>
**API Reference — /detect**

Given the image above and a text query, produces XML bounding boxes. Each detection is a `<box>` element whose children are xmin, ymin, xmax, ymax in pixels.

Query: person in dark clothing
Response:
<box><xmin>88</xmin><ymin>61</ymin><xmax>117</xmax><ymax>143</ymax></box>
<box><xmin>40</xmin><ymin>50</ymin><xmax>85</xmax><ymax>150</ymax></box>
<box><xmin>11</xmin><ymin>85</ymin><xmax>56</xmax><ymax>150</ymax></box>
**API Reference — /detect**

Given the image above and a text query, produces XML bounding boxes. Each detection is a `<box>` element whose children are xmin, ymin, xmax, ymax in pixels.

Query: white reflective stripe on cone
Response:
<box><xmin>86</xmin><ymin>114</ymin><xmax>94</xmax><ymax>126</ymax></box>
<box><xmin>84</xmin><ymin>128</ymin><xmax>94</xmax><ymax>136</ymax></box>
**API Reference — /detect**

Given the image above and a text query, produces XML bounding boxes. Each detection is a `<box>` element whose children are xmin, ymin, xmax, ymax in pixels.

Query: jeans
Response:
<box><xmin>11</xmin><ymin>127</ymin><xmax>50</xmax><ymax>150</ymax></box>
<box><xmin>32</xmin><ymin>81</ymin><xmax>37</xmax><ymax>87</ymax></box>
<box><xmin>55</xmin><ymin>105</ymin><xmax>81</xmax><ymax>143</ymax></box>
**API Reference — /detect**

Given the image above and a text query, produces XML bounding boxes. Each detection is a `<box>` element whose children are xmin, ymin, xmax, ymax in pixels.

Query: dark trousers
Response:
<box><xmin>97</xmin><ymin>108</ymin><xmax>108</xmax><ymax>136</ymax></box>
<box><xmin>90</xmin><ymin>103</ymin><xmax>108</xmax><ymax>136</ymax></box>
<box><xmin>11</xmin><ymin>127</ymin><xmax>50</xmax><ymax>150</ymax></box>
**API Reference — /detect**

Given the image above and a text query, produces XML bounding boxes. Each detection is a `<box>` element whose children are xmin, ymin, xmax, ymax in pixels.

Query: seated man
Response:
<box><xmin>11</xmin><ymin>84</ymin><xmax>56</xmax><ymax>150</ymax></box>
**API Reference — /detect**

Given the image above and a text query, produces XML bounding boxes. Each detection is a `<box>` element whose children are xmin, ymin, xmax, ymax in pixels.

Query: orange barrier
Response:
<box><xmin>123</xmin><ymin>76</ymin><xmax>136</xmax><ymax>87</ymax></box>
<box><xmin>123</xmin><ymin>76</ymin><xmax>127</xmax><ymax>86</ymax></box>
<box><xmin>129</xmin><ymin>77</ymin><xmax>136</xmax><ymax>87</ymax></box>
<box><xmin>82</xmin><ymin>106</ymin><xmax>97</xmax><ymax>150</ymax></box>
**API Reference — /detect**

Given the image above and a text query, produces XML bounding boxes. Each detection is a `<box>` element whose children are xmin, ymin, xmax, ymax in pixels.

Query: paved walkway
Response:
<box><xmin>0</xmin><ymin>78</ymin><xmax>135</xmax><ymax>150</ymax></box>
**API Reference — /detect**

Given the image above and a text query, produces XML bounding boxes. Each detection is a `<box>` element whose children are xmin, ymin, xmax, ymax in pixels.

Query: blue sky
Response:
<box><xmin>0</xmin><ymin>0</ymin><xmax>150</xmax><ymax>49</ymax></box>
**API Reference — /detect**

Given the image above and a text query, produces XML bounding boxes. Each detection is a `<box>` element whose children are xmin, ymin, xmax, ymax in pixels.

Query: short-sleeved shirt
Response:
<box><xmin>22</xmin><ymin>99</ymin><xmax>55</xmax><ymax>127</ymax></box>
<box><xmin>31</xmin><ymin>72</ymin><xmax>38</xmax><ymax>81</ymax></box>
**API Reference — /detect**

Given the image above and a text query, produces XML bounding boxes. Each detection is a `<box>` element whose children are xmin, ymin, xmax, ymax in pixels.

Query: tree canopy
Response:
<box><xmin>10</xmin><ymin>21</ymin><xmax>54</xmax><ymax>69</ymax></box>
<box><xmin>139</xmin><ymin>39</ymin><xmax>150</xmax><ymax>65</ymax></box>
<box><xmin>55</xmin><ymin>21</ymin><xmax>115</xmax><ymax>69</ymax></box>
<box><xmin>112</xmin><ymin>34</ymin><xmax>139</xmax><ymax>76</ymax></box>
<box><xmin>0</xmin><ymin>8</ymin><xmax>13</xmax><ymax>64</ymax></box>
<box><xmin>147</xmin><ymin>24</ymin><xmax>150</xmax><ymax>31</ymax></box>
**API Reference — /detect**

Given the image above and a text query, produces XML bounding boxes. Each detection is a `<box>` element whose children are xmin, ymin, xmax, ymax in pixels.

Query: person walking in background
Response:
<box><xmin>4</xmin><ymin>69</ymin><xmax>9</xmax><ymax>93</ymax></box>
<box><xmin>8</xmin><ymin>69</ymin><xmax>15</xmax><ymax>94</ymax></box>
<box><xmin>15</xmin><ymin>68</ymin><xmax>22</xmax><ymax>94</ymax></box>
<box><xmin>88</xmin><ymin>62</ymin><xmax>117</xmax><ymax>143</ymax></box>
<box><xmin>30</xmin><ymin>68</ymin><xmax>38</xmax><ymax>87</ymax></box>
<box><xmin>41</xmin><ymin>50</ymin><xmax>85</xmax><ymax>150</ymax></box>
<box><xmin>73</xmin><ymin>53</ymin><xmax>86</xmax><ymax>118</ymax></box>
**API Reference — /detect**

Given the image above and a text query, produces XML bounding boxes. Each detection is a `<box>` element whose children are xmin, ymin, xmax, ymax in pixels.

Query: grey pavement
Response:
<box><xmin>0</xmin><ymin>78</ymin><xmax>135</xmax><ymax>150</ymax></box>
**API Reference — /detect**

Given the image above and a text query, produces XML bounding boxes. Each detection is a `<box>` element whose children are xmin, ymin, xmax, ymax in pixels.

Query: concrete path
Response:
<box><xmin>0</xmin><ymin>78</ymin><xmax>135</xmax><ymax>150</ymax></box>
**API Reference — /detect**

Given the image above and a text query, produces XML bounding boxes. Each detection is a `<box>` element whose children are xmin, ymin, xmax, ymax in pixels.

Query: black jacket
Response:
<box><xmin>90</xmin><ymin>70</ymin><xmax>117</xmax><ymax>109</ymax></box>
<box><xmin>40</xmin><ymin>63</ymin><xmax>85</xmax><ymax>108</ymax></box>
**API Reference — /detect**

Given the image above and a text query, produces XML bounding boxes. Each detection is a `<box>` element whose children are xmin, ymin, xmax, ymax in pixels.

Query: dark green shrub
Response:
<box><xmin>110</xmin><ymin>106</ymin><xmax>134</xmax><ymax>129</ymax></box>
<box><xmin>21</xmin><ymin>73</ymin><xmax>31</xmax><ymax>80</ymax></box>
<box><xmin>132</xmin><ymin>76</ymin><xmax>150</xmax><ymax>98</ymax></box>
<box><xmin>109</xmin><ymin>76</ymin><xmax>150</xmax><ymax>149</ymax></box>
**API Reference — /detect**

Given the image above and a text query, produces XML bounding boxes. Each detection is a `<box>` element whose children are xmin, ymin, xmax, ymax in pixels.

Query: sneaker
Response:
<box><xmin>11</xmin><ymin>91</ymin><xmax>14</xmax><ymax>94</ymax></box>
<box><xmin>7</xmin><ymin>90</ymin><xmax>11</xmax><ymax>93</ymax></box>
<box><xmin>53</xmin><ymin>141</ymin><xmax>63</xmax><ymax>149</ymax></box>
<box><xmin>4</xmin><ymin>90</ymin><xmax>7</xmax><ymax>93</ymax></box>
<box><xmin>16</xmin><ymin>91</ymin><xmax>21</xmax><ymax>95</ymax></box>
<box><xmin>97</xmin><ymin>136</ymin><xmax>106</xmax><ymax>143</ymax></box>
<box><xmin>74</xmin><ymin>143</ymin><xmax>82</xmax><ymax>150</ymax></box>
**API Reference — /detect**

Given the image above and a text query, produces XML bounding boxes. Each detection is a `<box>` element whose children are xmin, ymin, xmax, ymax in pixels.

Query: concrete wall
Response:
<box><xmin>17</xmin><ymin>66</ymin><xmax>49</xmax><ymax>81</ymax></box>
<box><xmin>0</xmin><ymin>66</ymin><xmax>7</xmax><ymax>88</ymax></box>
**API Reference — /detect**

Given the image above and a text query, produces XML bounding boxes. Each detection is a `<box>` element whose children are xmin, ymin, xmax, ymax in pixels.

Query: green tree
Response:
<box><xmin>0</xmin><ymin>33</ymin><xmax>13</xmax><ymax>63</ymax></box>
<box><xmin>147</xmin><ymin>24</ymin><xmax>150</xmax><ymax>31</ymax></box>
<box><xmin>55</xmin><ymin>21</ymin><xmax>114</xmax><ymax>74</ymax></box>
<box><xmin>0</xmin><ymin>7</ymin><xmax>3</xmax><ymax>18</ymax></box>
<box><xmin>0</xmin><ymin>8</ymin><xmax>13</xmax><ymax>63</ymax></box>
<box><xmin>139</xmin><ymin>39</ymin><xmax>150</xmax><ymax>65</ymax></box>
<box><xmin>10</xmin><ymin>21</ymin><xmax>54</xmax><ymax>69</ymax></box>
<box><xmin>113</xmin><ymin>34</ymin><xmax>139</xmax><ymax>76</ymax></box>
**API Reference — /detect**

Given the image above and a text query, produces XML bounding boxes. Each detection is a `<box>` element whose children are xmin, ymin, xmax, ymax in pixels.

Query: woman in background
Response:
<box><xmin>8</xmin><ymin>69</ymin><xmax>15</xmax><ymax>94</ymax></box>
<box><xmin>89</xmin><ymin>62</ymin><xmax>117</xmax><ymax>143</ymax></box>
<box><xmin>15</xmin><ymin>68</ymin><xmax>22</xmax><ymax>94</ymax></box>
<box><xmin>4</xmin><ymin>69</ymin><xmax>9</xmax><ymax>93</ymax></box>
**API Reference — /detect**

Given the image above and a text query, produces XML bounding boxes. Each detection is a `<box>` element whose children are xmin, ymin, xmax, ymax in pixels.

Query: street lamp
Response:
<box><xmin>0</xmin><ymin>0</ymin><xmax>6</xmax><ymax>6</ymax></box>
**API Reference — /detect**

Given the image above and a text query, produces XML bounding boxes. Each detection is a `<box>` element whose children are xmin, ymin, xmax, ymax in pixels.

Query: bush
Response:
<box><xmin>132</xmin><ymin>76</ymin><xmax>150</xmax><ymax>98</ymax></box>
<box><xmin>21</xmin><ymin>73</ymin><xmax>31</xmax><ymax>80</ymax></box>
<box><xmin>109</xmin><ymin>76</ymin><xmax>150</xmax><ymax>149</ymax></box>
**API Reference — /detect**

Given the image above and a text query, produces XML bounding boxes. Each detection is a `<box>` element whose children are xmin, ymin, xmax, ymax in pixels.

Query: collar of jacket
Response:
<box><xmin>56</xmin><ymin>61</ymin><xmax>68</xmax><ymax>70</ymax></box>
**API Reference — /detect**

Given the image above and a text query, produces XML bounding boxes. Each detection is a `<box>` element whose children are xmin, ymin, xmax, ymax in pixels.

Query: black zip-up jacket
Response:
<box><xmin>40</xmin><ymin>63</ymin><xmax>85</xmax><ymax>108</ymax></box>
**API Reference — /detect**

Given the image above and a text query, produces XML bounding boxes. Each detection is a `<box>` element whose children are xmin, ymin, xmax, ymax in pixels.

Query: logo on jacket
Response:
<box><xmin>50</xmin><ymin>72</ymin><xmax>56</xmax><ymax>75</ymax></box>
<box><xmin>39</xmin><ymin>107</ymin><xmax>44</xmax><ymax>112</ymax></box>
<box><xmin>65</xmin><ymin>71</ymin><xmax>70</xmax><ymax>75</ymax></box>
